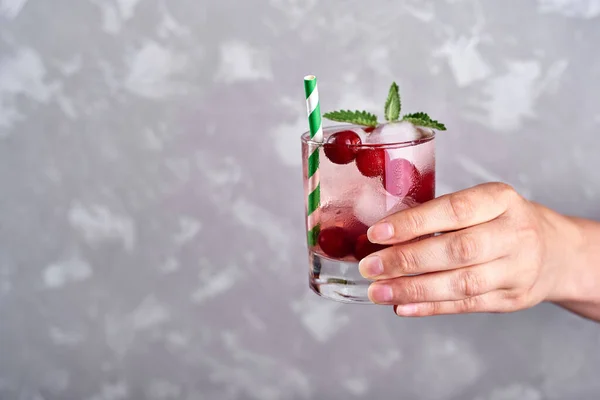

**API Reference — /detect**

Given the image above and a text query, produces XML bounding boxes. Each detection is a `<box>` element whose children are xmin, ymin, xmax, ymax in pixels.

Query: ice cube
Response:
<box><xmin>365</xmin><ymin>121</ymin><xmax>422</xmax><ymax>145</ymax></box>
<box><xmin>353</xmin><ymin>179</ymin><xmax>404</xmax><ymax>226</ymax></box>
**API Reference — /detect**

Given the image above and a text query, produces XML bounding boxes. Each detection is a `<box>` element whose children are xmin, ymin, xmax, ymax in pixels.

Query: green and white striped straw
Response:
<box><xmin>304</xmin><ymin>75</ymin><xmax>323</xmax><ymax>247</ymax></box>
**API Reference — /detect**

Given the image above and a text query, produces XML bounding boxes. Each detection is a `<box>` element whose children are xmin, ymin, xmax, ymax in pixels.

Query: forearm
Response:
<box><xmin>546</xmin><ymin>211</ymin><xmax>600</xmax><ymax>322</ymax></box>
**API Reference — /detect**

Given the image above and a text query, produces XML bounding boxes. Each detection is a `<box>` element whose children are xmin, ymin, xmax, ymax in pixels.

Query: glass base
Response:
<box><xmin>308</xmin><ymin>251</ymin><xmax>373</xmax><ymax>304</ymax></box>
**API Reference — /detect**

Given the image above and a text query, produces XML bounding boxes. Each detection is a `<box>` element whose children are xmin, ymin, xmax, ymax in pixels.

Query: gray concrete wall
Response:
<box><xmin>1</xmin><ymin>0</ymin><xmax>599</xmax><ymax>399</ymax></box>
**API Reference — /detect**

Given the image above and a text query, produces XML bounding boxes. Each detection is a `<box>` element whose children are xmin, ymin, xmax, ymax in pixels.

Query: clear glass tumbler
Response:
<box><xmin>301</xmin><ymin>124</ymin><xmax>436</xmax><ymax>303</ymax></box>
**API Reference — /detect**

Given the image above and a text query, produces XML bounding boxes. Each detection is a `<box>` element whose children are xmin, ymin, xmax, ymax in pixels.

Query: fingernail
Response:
<box><xmin>359</xmin><ymin>256</ymin><xmax>383</xmax><ymax>278</ymax></box>
<box><xmin>396</xmin><ymin>304</ymin><xmax>419</xmax><ymax>316</ymax></box>
<box><xmin>369</xmin><ymin>284</ymin><xmax>393</xmax><ymax>303</ymax></box>
<box><xmin>368</xmin><ymin>222</ymin><xmax>394</xmax><ymax>242</ymax></box>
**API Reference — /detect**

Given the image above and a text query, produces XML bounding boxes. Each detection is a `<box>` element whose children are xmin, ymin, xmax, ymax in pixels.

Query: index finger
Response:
<box><xmin>367</xmin><ymin>182</ymin><xmax>517</xmax><ymax>245</ymax></box>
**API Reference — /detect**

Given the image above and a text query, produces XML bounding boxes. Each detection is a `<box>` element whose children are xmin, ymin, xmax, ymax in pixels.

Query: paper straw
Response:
<box><xmin>304</xmin><ymin>75</ymin><xmax>323</xmax><ymax>247</ymax></box>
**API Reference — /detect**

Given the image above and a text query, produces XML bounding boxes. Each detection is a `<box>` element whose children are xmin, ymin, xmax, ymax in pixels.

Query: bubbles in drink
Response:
<box><xmin>383</xmin><ymin>157</ymin><xmax>421</xmax><ymax>197</ymax></box>
<box><xmin>319</xmin><ymin>203</ymin><xmax>368</xmax><ymax>242</ymax></box>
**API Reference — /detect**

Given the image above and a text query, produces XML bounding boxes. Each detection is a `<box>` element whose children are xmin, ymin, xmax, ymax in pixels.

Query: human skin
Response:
<box><xmin>358</xmin><ymin>182</ymin><xmax>600</xmax><ymax>322</ymax></box>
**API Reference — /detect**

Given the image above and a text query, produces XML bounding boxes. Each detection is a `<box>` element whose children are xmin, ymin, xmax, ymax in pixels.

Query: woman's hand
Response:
<box><xmin>359</xmin><ymin>182</ymin><xmax>584</xmax><ymax>317</ymax></box>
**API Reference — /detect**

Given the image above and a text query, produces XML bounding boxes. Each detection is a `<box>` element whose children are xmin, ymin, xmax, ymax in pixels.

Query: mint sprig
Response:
<box><xmin>322</xmin><ymin>110</ymin><xmax>378</xmax><ymax>127</ymax></box>
<box><xmin>384</xmin><ymin>82</ymin><xmax>401</xmax><ymax>122</ymax></box>
<box><xmin>402</xmin><ymin>112</ymin><xmax>446</xmax><ymax>131</ymax></box>
<box><xmin>322</xmin><ymin>82</ymin><xmax>447</xmax><ymax>131</ymax></box>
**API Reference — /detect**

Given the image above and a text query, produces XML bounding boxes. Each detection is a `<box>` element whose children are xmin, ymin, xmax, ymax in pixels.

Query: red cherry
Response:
<box><xmin>353</xmin><ymin>234</ymin><xmax>389</xmax><ymax>260</ymax></box>
<box><xmin>383</xmin><ymin>157</ymin><xmax>421</xmax><ymax>197</ymax></box>
<box><xmin>318</xmin><ymin>227</ymin><xmax>353</xmax><ymax>258</ymax></box>
<box><xmin>323</xmin><ymin>130</ymin><xmax>362</xmax><ymax>165</ymax></box>
<box><xmin>355</xmin><ymin>148</ymin><xmax>386</xmax><ymax>178</ymax></box>
<box><xmin>414</xmin><ymin>170</ymin><xmax>435</xmax><ymax>203</ymax></box>
<box><xmin>347</xmin><ymin>223</ymin><xmax>368</xmax><ymax>245</ymax></box>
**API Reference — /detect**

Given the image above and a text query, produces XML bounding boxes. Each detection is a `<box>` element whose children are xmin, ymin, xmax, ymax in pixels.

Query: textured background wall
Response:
<box><xmin>1</xmin><ymin>0</ymin><xmax>600</xmax><ymax>399</ymax></box>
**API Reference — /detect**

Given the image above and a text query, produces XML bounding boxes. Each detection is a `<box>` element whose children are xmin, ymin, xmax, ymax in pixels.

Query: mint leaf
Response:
<box><xmin>323</xmin><ymin>110</ymin><xmax>378</xmax><ymax>127</ymax></box>
<box><xmin>402</xmin><ymin>112</ymin><xmax>447</xmax><ymax>131</ymax></box>
<box><xmin>384</xmin><ymin>82</ymin><xmax>401</xmax><ymax>122</ymax></box>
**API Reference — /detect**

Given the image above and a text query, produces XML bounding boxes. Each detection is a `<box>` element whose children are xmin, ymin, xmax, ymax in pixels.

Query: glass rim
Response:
<box><xmin>300</xmin><ymin>124</ymin><xmax>436</xmax><ymax>149</ymax></box>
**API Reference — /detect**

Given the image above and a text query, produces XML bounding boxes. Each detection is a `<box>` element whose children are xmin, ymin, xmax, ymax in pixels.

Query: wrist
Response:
<box><xmin>545</xmin><ymin>215</ymin><xmax>600</xmax><ymax>309</ymax></box>
<box><xmin>536</xmin><ymin>204</ymin><xmax>587</xmax><ymax>303</ymax></box>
